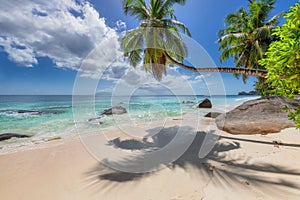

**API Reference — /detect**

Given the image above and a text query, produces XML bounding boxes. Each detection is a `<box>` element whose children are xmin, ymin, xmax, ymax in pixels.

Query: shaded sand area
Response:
<box><xmin>1</xmin><ymin>118</ymin><xmax>300</xmax><ymax>200</ymax></box>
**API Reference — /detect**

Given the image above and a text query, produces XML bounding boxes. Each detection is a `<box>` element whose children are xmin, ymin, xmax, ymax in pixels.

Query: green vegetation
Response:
<box><xmin>120</xmin><ymin>0</ymin><xmax>300</xmax><ymax>127</ymax></box>
<box><xmin>121</xmin><ymin>0</ymin><xmax>268</xmax><ymax>81</ymax></box>
<box><xmin>121</xmin><ymin>0</ymin><xmax>190</xmax><ymax>81</ymax></box>
<box><xmin>218</xmin><ymin>0</ymin><xmax>282</xmax><ymax>86</ymax></box>
<box><xmin>259</xmin><ymin>2</ymin><xmax>300</xmax><ymax>128</ymax></box>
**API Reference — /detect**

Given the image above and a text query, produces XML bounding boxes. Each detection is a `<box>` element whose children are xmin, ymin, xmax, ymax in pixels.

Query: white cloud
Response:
<box><xmin>194</xmin><ymin>74</ymin><xmax>204</xmax><ymax>81</ymax></box>
<box><xmin>0</xmin><ymin>37</ymin><xmax>38</xmax><ymax>67</ymax></box>
<box><xmin>0</xmin><ymin>0</ymin><xmax>226</xmax><ymax>95</ymax></box>
<box><xmin>100</xmin><ymin>67</ymin><xmax>206</xmax><ymax>96</ymax></box>
<box><xmin>95</xmin><ymin>65</ymin><xmax>226</xmax><ymax>95</ymax></box>
<box><xmin>0</xmin><ymin>0</ymin><xmax>125</xmax><ymax>76</ymax></box>
<box><xmin>115</xmin><ymin>20</ymin><xmax>126</xmax><ymax>31</ymax></box>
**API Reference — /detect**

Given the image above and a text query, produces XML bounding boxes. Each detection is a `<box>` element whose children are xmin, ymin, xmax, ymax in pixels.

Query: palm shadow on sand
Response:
<box><xmin>86</xmin><ymin>126</ymin><xmax>300</xmax><ymax>196</ymax></box>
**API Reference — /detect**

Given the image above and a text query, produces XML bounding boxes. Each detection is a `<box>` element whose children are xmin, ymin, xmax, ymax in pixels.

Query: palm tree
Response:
<box><xmin>218</xmin><ymin>0</ymin><xmax>283</xmax><ymax>82</ymax></box>
<box><xmin>122</xmin><ymin>0</ymin><xmax>268</xmax><ymax>81</ymax></box>
<box><xmin>122</xmin><ymin>0</ymin><xmax>191</xmax><ymax>81</ymax></box>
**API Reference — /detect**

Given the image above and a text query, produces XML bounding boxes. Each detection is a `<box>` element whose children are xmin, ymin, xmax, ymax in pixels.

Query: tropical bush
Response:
<box><xmin>259</xmin><ymin>2</ymin><xmax>300</xmax><ymax>127</ymax></box>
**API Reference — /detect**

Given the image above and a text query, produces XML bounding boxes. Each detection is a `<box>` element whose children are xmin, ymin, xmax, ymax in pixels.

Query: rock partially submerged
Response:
<box><xmin>216</xmin><ymin>96</ymin><xmax>298</xmax><ymax>134</ymax></box>
<box><xmin>181</xmin><ymin>101</ymin><xmax>195</xmax><ymax>104</ymax></box>
<box><xmin>0</xmin><ymin>133</ymin><xmax>30</xmax><ymax>141</ymax></box>
<box><xmin>87</xmin><ymin>117</ymin><xmax>104</xmax><ymax>125</ymax></box>
<box><xmin>0</xmin><ymin>109</ymin><xmax>65</xmax><ymax>116</ymax></box>
<box><xmin>88</xmin><ymin>106</ymin><xmax>127</xmax><ymax>124</ymax></box>
<box><xmin>101</xmin><ymin>106</ymin><xmax>127</xmax><ymax>115</ymax></box>
<box><xmin>197</xmin><ymin>98</ymin><xmax>212</xmax><ymax>108</ymax></box>
<box><xmin>204</xmin><ymin>112</ymin><xmax>222</xmax><ymax>118</ymax></box>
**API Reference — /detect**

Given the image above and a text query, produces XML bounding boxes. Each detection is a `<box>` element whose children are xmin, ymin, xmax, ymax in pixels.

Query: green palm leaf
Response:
<box><xmin>122</xmin><ymin>0</ymin><xmax>190</xmax><ymax>80</ymax></box>
<box><xmin>121</xmin><ymin>0</ymin><xmax>269</xmax><ymax>81</ymax></box>
<box><xmin>161</xmin><ymin>19</ymin><xmax>191</xmax><ymax>36</ymax></box>
<box><xmin>218</xmin><ymin>0</ymin><xmax>282</xmax><ymax>88</ymax></box>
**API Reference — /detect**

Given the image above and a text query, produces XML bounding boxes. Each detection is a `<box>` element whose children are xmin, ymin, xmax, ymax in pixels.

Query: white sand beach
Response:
<box><xmin>1</xmin><ymin>0</ymin><xmax>299</xmax><ymax>199</ymax></box>
<box><xmin>1</xmin><ymin>119</ymin><xmax>300</xmax><ymax>200</ymax></box>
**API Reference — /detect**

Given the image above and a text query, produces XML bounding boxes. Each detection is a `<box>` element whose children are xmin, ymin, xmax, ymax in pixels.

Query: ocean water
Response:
<box><xmin>0</xmin><ymin>95</ymin><xmax>259</xmax><ymax>152</ymax></box>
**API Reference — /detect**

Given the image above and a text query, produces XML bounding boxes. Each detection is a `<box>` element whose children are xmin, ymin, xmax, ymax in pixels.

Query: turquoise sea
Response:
<box><xmin>0</xmin><ymin>95</ymin><xmax>259</xmax><ymax>152</ymax></box>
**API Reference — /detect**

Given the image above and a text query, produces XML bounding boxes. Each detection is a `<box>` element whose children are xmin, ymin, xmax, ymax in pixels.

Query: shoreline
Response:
<box><xmin>0</xmin><ymin>112</ymin><xmax>210</xmax><ymax>155</ymax></box>
<box><xmin>1</xmin><ymin>117</ymin><xmax>300</xmax><ymax>199</ymax></box>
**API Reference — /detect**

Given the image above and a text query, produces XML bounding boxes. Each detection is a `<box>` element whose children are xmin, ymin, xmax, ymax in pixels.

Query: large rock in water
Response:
<box><xmin>204</xmin><ymin>112</ymin><xmax>222</xmax><ymax>118</ymax></box>
<box><xmin>197</xmin><ymin>98</ymin><xmax>212</xmax><ymax>108</ymax></box>
<box><xmin>101</xmin><ymin>106</ymin><xmax>127</xmax><ymax>115</ymax></box>
<box><xmin>0</xmin><ymin>133</ymin><xmax>30</xmax><ymax>141</ymax></box>
<box><xmin>216</xmin><ymin>96</ymin><xmax>298</xmax><ymax>134</ymax></box>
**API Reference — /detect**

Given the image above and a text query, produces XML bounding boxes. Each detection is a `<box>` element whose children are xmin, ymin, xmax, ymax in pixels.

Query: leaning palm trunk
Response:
<box><xmin>164</xmin><ymin>52</ymin><xmax>267</xmax><ymax>77</ymax></box>
<box><xmin>122</xmin><ymin>0</ymin><xmax>269</xmax><ymax>80</ymax></box>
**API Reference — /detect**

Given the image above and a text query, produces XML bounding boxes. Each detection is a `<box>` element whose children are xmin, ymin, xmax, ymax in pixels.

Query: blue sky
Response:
<box><xmin>0</xmin><ymin>0</ymin><xmax>297</xmax><ymax>95</ymax></box>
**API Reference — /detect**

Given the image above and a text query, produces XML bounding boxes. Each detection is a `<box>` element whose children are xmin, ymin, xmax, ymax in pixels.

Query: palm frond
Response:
<box><xmin>235</xmin><ymin>49</ymin><xmax>247</xmax><ymax>67</ymax></box>
<box><xmin>220</xmin><ymin>47</ymin><xmax>239</xmax><ymax>62</ymax></box>
<box><xmin>218</xmin><ymin>33</ymin><xmax>247</xmax><ymax>50</ymax></box>
<box><xmin>254</xmin><ymin>40</ymin><xmax>264</xmax><ymax>60</ymax></box>
<box><xmin>121</xmin><ymin>28</ymin><xmax>145</xmax><ymax>53</ymax></box>
<box><xmin>150</xmin><ymin>0</ymin><xmax>163</xmax><ymax>18</ymax></box>
<box><xmin>161</xmin><ymin>19</ymin><xmax>191</xmax><ymax>36</ymax></box>
<box><xmin>266</xmin><ymin>12</ymin><xmax>284</xmax><ymax>27</ymax></box>
<box><xmin>242</xmin><ymin>74</ymin><xmax>248</xmax><ymax>83</ymax></box>
<box><xmin>156</xmin><ymin>0</ymin><xmax>185</xmax><ymax>19</ymax></box>
<box><xmin>253</xmin><ymin>26</ymin><xmax>270</xmax><ymax>40</ymax></box>
<box><xmin>164</xmin><ymin>29</ymin><xmax>188</xmax><ymax>60</ymax></box>
<box><xmin>123</xmin><ymin>0</ymin><xmax>150</xmax><ymax>20</ymax></box>
<box><xmin>128</xmin><ymin>49</ymin><xmax>143</xmax><ymax>67</ymax></box>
